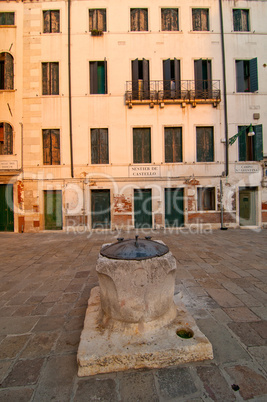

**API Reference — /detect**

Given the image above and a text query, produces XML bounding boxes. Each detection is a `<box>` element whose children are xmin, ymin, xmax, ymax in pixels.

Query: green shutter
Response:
<box><xmin>253</xmin><ymin>125</ymin><xmax>263</xmax><ymax>161</ymax></box>
<box><xmin>249</xmin><ymin>58</ymin><xmax>258</xmax><ymax>92</ymax></box>
<box><xmin>233</xmin><ymin>9</ymin><xmax>241</xmax><ymax>31</ymax></box>
<box><xmin>238</xmin><ymin>128</ymin><xmax>247</xmax><ymax>161</ymax></box>
<box><xmin>133</xmin><ymin>129</ymin><xmax>142</xmax><ymax>163</ymax></box>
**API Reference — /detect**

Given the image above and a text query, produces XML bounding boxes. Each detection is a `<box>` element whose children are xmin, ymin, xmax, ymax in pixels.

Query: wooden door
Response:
<box><xmin>91</xmin><ymin>190</ymin><xmax>111</xmax><ymax>229</ymax></box>
<box><xmin>0</xmin><ymin>184</ymin><xmax>14</xmax><ymax>231</ymax></box>
<box><xmin>134</xmin><ymin>189</ymin><xmax>152</xmax><ymax>228</ymax></box>
<box><xmin>44</xmin><ymin>190</ymin><xmax>62</xmax><ymax>230</ymax></box>
<box><xmin>165</xmin><ymin>188</ymin><xmax>184</xmax><ymax>227</ymax></box>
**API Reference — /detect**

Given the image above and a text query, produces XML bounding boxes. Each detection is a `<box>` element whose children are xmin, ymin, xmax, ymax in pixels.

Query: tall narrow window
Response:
<box><xmin>42</xmin><ymin>62</ymin><xmax>59</xmax><ymax>95</ymax></box>
<box><xmin>192</xmin><ymin>9</ymin><xmax>209</xmax><ymax>31</ymax></box>
<box><xmin>43</xmin><ymin>10</ymin><xmax>60</xmax><ymax>33</ymax></box>
<box><xmin>161</xmin><ymin>8</ymin><xmax>179</xmax><ymax>31</ymax></box>
<box><xmin>131</xmin><ymin>59</ymin><xmax>150</xmax><ymax>100</ymax></box>
<box><xmin>133</xmin><ymin>128</ymin><xmax>151</xmax><ymax>164</ymax></box>
<box><xmin>236</xmin><ymin>59</ymin><xmax>258</xmax><ymax>93</ymax></box>
<box><xmin>0</xmin><ymin>52</ymin><xmax>14</xmax><ymax>90</ymax></box>
<box><xmin>43</xmin><ymin>129</ymin><xmax>60</xmax><ymax>165</ymax></box>
<box><xmin>0</xmin><ymin>123</ymin><xmax>13</xmax><ymax>155</ymax></box>
<box><xmin>196</xmin><ymin>127</ymin><xmax>214</xmax><ymax>162</ymax></box>
<box><xmin>238</xmin><ymin>125</ymin><xmax>263</xmax><ymax>162</ymax></box>
<box><xmin>0</xmin><ymin>12</ymin><xmax>15</xmax><ymax>26</ymax></box>
<box><xmin>163</xmin><ymin>59</ymin><xmax>180</xmax><ymax>99</ymax></box>
<box><xmin>91</xmin><ymin>128</ymin><xmax>109</xmax><ymax>164</ymax></box>
<box><xmin>197</xmin><ymin>188</ymin><xmax>215</xmax><ymax>211</ymax></box>
<box><xmin>233</xmin><ymin>9</ymin><xmax>249</xmax><ymax>32</ymax></box>
<box><xmin>89</xmin><ymin>9</ymin><xmax>106</xmax><ymax>32</ymax></box>
<box><xmin>131</xmin><ymin>9</ymin><xmax>148</xmax><ymax>31</ymax></box>
<box><xmin>194</xmin><ymin>59</ymin><xmax>212</xmax><ymax>98</ymax></box>
<box><xmin>165</xmin><ymin>127</ymin><xmax>182</xmax><ymax>163</ymax></box>
<box><xmin>90</xmin><ymin>61</ymin><xmax>107</xmax><ymax>94</ymax></box>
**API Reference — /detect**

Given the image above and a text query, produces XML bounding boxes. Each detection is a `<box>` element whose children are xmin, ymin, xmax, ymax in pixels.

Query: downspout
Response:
<box><xmin>219</xmin><ymin>0</ymin><xmax>229</xmax><ymax>177</ymax></box>
<box><xmin>19</xmin><ymin>122</ymin><xmax>23</xmax><ymax>179</ymax></box>
<box><xmin>68</xmin><ymin>0</ymin><xmax>74</xmax><ymax>178</ymax></box>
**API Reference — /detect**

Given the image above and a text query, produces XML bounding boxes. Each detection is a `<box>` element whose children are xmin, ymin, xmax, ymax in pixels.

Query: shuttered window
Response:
<box><xmin>233</xmin><ymin>9</ymin><xmax>249</xmax><ymax>32</ymax></box>
<box><xmin>91</xmin><ymin>129</ymin><xmax>109</xmax><ymax>164</ymax></box>
<box><xmin>131</xmin><ymin>9</ymin><xmax>148</xmax><ymax>31</ymax></box>
<box><xmin>163</xmin><ymin>58</ymin><xmax>181</xmax><ymax>99</ymax></box>
<box><xmin>89</xmin><ymin>9</ymin><xmax>106</xmax><ymax>31</ymax></box>
<box><xmin>42</xmin><ymin>62</ymin><xmax>59</xmax><ymax>95</ymax></box>
<box><xmin>238</xmin><ymin>125</ymin><xmax>263</xmax><ymax>162</ymax></box>
<box><xmin>0</xmin><ymin>52</ymin><xmax>14</xmax><ymax>90</ymax></box>
<box><xmin>90</xmin><ymin>61</ymin><xmax>107</xmax><ymax>94</ymax></box>
<box><xmin>161</xmin><ymin>8</ymin><xmax>179</xmax><ymax>31</ymax></box>
<box><xmin>131</xmin><ymin>58</ymin><xmax>150</xmax><ymax>100</ymax></box>
<box><xmin>165</xmin><ymin>127</ymin><xmax>182</xmax><ymax>163</ymax></box>
<box><xmin>192</xmin><ymin>9</ymin><xmax>209</xmax><ymax>31</ymax></box>
<box><xmin>43</xmin><ymin>129</ymin><xmax>60</xmax><ymax>165</ymax></box>
<box><xmin>0</xmin><ymin>12</ymin><xmax>15</xmax><ymax>25</ymax></box>
<box><xmin>236</xmin><ymin>59</ymin><xmax>258</xmax><ymax>93</ymax></box>
<box><xmin>133</xmin><ymin>128</ymin><xmax>151</xmax><ymax>164</ymax></box>
<box><xmin>196</xmin><ymin>127</ymin><xmax>214</xmax><ymax>162</ymax></box>
<box><xmin>197</xmin><ymin>188</ymin><xmax>215</xmax><ymax>211</ymax></box>
<box><xmin>0</xmin><ymin>123</ymin><xmax>13</xmax><ymax>155</ymax></box>
<box><xmin>194</xmin><ymin>59</ymin><xmax>212</xmax><ymax>98</ymax></box>
<box><xmin>43</xmin><ymin>10</ymin><xmax>60</xmax><ymax>33</ymax></box>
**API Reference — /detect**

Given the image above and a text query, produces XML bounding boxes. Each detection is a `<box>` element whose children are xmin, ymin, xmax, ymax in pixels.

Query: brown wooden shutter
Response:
<box><xmin>42</xmin><ymin>63</ymin><xmax>49</xmax><ymax>95</ymax></box>
<box><xmin>51</xmin><ymin>62</ymin><xmax>59</xmax><ymax>95</ymax></box>
<box><xmin>91</xmin><ymin>129</ymin><xmax>99</xmax><ymax>164</ymax></box>
<box><xmin>197</xmin><ymin>127</ymin><xmax>214</xmax><ymax>162</ymax></box>
<box><xmin>43</xmin><ymin>129</ymin><xmax>51</xmax><ymax>164</ymax></box>
<box><xmin>139</xmin><ymin>9</ymin><xmax>148</xmax><ymax>31</ymax></box>
<box><xmin>5</xmin><ymin>53</ymin><xmax>14</xmax><ymax>90</ymax></box>
<box><xmin>201</xmin><ymin>9</ymin><xmax>209</xmax><ymax>31</ymax></box>
<box><xmin>90</xmin><ymin>62</ymin><xmax>98</xmax><ymax>94</ymax></box>
<box><xmin>98</xmin><ymin>9</ymin><xmax>106</xmax><ymax>31</ymax></box>
<box><xmin>43</xmin><ymin>11</ymin><xmax>51</xmax><ymax>33</ymax></box>
<box><xmin>131</xmin><ymin>9</ymin><xmax>139</xmax><ymax>31</ymax></box>
<box><xmin>99</xmin><ymin>129</ymin><xmax>108</xmax><ymax>164</ymax></box>
<box><xmin>192</xmin><ymin>9</ymin><xmax>201</xmax><ymax>31</ymax></box>
<box><xmin>4</xmin><ymin>123</ymin><xmax>13</xmax><ymax>155</ymax></box>
<box><xmin>51</xmin><ymin>129</ymin><xmax>60</xmax><ymax>164</ymax></box>
<box><xmin>51</xmin><ymin>11</ymin><xmax>60</xmax><ymax>33</ymax></box>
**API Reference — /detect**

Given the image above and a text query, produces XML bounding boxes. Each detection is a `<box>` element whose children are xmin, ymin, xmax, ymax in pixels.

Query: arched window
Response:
<box><xmin>0</xmin><ymin>52</ymin><xmax>14</xmax><ymax>90</ymax></box>
<box><xmin>0</xmin><ymin>123</ymin><xmax>13</xmax><ymax>155</ymax></box>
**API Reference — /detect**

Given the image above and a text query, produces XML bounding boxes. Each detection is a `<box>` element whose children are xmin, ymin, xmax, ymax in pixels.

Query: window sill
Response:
<box><xmin>0</xmin><ymin>89</ymin><xmax>16</xmax><ymax>93</ymax></box>
<box><xmin>0</xmin><ymin>25</ymin><xmax>16</xmax><ymax>28</ymax></box>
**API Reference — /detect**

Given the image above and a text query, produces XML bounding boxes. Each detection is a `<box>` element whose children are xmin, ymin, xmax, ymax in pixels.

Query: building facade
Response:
<box><xmin>0</xmin><ymin>0</ymin><xmax>266</xmax><ymax>233</ymax></box>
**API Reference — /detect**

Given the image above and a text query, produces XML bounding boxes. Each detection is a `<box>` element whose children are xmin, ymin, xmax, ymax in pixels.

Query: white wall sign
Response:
<box><xmin>0</xmin><ymin>161</ymin><xmax>18</xmax><ymax>170</ymax></box>
<box><xmin>235</xmin><ymin>164</ymin><xmax>260</xmax><ymax>173</ymax></box>
<box><xmin>129</xmin><ymin>165</ymin><xmax>161</xmax><ymax>177</ymax></box>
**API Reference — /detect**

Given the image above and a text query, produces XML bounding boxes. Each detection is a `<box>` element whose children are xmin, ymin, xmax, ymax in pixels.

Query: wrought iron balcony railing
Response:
<box><xmin>125</xmin><ymin>80</ymin><xmax>221</xmax><ymax>107</ymax></box>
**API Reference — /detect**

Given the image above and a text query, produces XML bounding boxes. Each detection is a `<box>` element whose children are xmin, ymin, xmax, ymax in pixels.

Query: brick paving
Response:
<box><xmin>0</xmin><ymin>228</ymin><xmax>266</xmax><ymax>401</ymax></box>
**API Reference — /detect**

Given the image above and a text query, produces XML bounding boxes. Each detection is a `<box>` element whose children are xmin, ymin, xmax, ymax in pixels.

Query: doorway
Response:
<box><xmin>134</xmin><ymin>189</ymin><xmax>152</xmax><ymax>228</ymax></box>
<box><xmin>165</xmin><ymin>188</ymin><xmax>184</xmax><ymax>227</ymax></box>
<box><xmin>0</xmin><ymin>184</ymin><xmax>14</xmax><ymax>231</ymax></box>
<box><xmin>44</xmin><ymin>190</ymin><xmax>62</xmax><ymax>230</ymax></box>
<box><xmin>91</xmin><ymin>190</ymin><xmax>111</xmax><ymax>229</ymax></box>
<box><xmin>239</xmin><ymin>187</ymin><xmax>257</xmax><ymax>226</ymax></box>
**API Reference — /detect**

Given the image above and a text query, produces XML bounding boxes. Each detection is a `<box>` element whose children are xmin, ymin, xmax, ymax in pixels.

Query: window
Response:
<box><xmin>43</xmin><ymin>10</ymin><xmax>60</xmax><ymax>33</ymax></box>
<box><xmin>192</xmin><ymin>9</ymin><xmax>209</xmax><ymax>31</ymax></box>
<box><xmin>0</xmin><ymin>52</ymin><xmax>14</xmax><ymax>90</ymax></box>
<box><xmin>0</xmin><ymin>123</ymin><xmax>13</xmax><ymax>155</ymax></box>
<box><xmin>42</xmin><ymin>62</ymin><xmax>59</xmax><ymax>95</ymax></box>
<box><xmin>131</xmin><ymin>58</ymin><xmax>149</xmax><ymax>100</ymax></box>
<box><xmin>130</xmin><ymin>9</ymin><xmax>148</xmax><ymax>31</ymax></box>
<box><xmin>194</xmin><ymin>59</ymin><xmax>212</xmax><ymax>98</ymax></box>
<box><xmin>89</xmin><ymin>9</ymin><xmax>106</xmax><ymax>32</ymax></box>
<box><xmin>197</xmin><ymin>188</ymin><xmax>215</xmax><ymax>211</ymax></box>
<box><xmin>43</xmin><ymin>129</ymin><xmax>60</xmax><ymax>165</ymax></box>
<box><xmin>233</xmin><ymin>9</ymin><xmax>249</xmax><ymax>32</ymax></box>
<box><xmin>165</xmin><ymin>127</ymin><xmax>182</xmax><ymax>163</ymax></box>
<box><xmin>236</xmin><ymin>59</ymin><xmax>258</xmax><ymax>93</ymax></box>
<box><xmin>163</xmin><ymin>59</ymin><xmax>180</xmax><ymax>99</ymax></box>
<box><xmin>133</xmin><ymin>128</ymin><xmax>151</xmax><ymax>164</ymax></box>
<box><xmin>196</xmin><ymin>127</ymin><xmax>214</xmax><ymax>162</ymax></box>
<box><xmin>91</xmin><ymin>128</ymin><xmax>109</xmax><ymax>164</ymax></box>
<box><xmin>0</xmin><ymin>12</ymin><xmax>15</xmax><ymax>26</ymax></box>
<box><xmin>161</xmin><ymin>8</ymin><xmax>179</xmax><ymax>31</ymax></box>
<box><xmin>238</xmin><ymin>125</ymin><xmax>263</xmax><ymax>161</ymax></box>
<box><xmin>89</xmin><ymin>61</ymin><xmax>107</xmax><ymax>94</ymax></box>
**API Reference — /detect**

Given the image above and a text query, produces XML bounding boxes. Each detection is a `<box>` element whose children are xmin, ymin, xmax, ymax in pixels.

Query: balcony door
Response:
<box><xmin>194</xmin><ymin>59</ymin><xmax>212</xmax><ymax>99</ymax></box>
<box><xmin>132</xmin><ymin>59</ymin><xmax>150</xmax><ymax>100</ymax></box>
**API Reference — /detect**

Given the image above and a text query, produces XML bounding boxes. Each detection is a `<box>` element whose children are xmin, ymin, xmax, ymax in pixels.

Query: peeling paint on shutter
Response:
<box><xmin>249</xmin><ymin>58</ymin><xmax>258</xmax><ymax>93</ymax></box>
<box><xmin>131</xmin><ymin>9</ymin><xmax>139</xmax><ymax>31</ymax></box>
<box><xmin>165</xmin><ymin>128</ymin><xmax>182</xmax><ymax>163</ymax></box>
<box><xmin>51</xmin><ymin>130</ymin><xmax>60</xmax><ymax>165</ymax></box>
<box><xmin>43</xmin><ymin>11</ymin><xmax>50</xmax><ymax>33</ymax></box>
<box><xmin>4</xmin><ymin>123</ymin><xmax>12</xmax><ymax>155</ymax></box>
<box><xmin>254</xmin><ymin>125</ymin><xmax>263</xmax><ymax>161</ymax></box>
<box><xmin>5</xmin><ymin>53</ymin><xmax>14</xmax><ymax>90</ymax></box>
<box><xmin>42</xmin><ymin>63</ymin><xmax>49</xmax><ymax>95</ymax></box>
<box><xmin>142</xmin><ymin>58</ymin><xmax>149</xmax><ymax>99</ymax></box>
<box><xmin>131</xmin><ymin>9</ymin><xmax>148</xmax><ymax>31</ymax></box>
<box><xmin>43</xmin><ymin>129</ymin><xmax>51</xmax><ymax>164</ymax></box>
<box><xmin>99</xmin><ymin>129</ymin><xmax>109</xmax><ymax>164</ymax></box>
<box><xmin>161</xmin><ymin>9</ymin><xmax>178</xmax><ymax>31</ymax></box>
<box><xmin>133</xmin><ymin>128</ymin><xmax>151</xmax><ymax>164</ymax></box>
<box><xmin>51</xmin><ymin>11</ymin><xmax>60</xmax><ymax>33</ymax></box>
<box><xmin>197</xmin><ymin>127</ymin><xmax>214</xmax><ymax>162</ymax></box>
<box><xmin>51</xmin><ymin>62</ymin><xmax>59</xmax><ymax>95</ymax></box>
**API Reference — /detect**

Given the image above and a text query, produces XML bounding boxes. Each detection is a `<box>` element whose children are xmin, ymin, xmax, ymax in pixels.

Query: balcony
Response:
<box><xmin>125</xmin><ymin>80</ymin><xmax>221</xmax><ymax>108</ymax></box>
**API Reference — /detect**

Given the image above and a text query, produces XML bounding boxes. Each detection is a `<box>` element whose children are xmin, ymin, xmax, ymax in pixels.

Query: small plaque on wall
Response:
<box><xmin>0</xmin><ymin>161</ymin><xmax>18</xmax><ymax>170</ymax></box>
<box><xmin>235</xmin><ymin>164</ymin><xmax>260</xmax><ymax>173</ymax></box>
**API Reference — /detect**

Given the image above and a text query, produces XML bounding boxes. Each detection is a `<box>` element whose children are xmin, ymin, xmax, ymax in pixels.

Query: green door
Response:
<box><xmin>239</xmin><ymin>187</ymin><xmax>257</xmax><ymax>226</ymax></box>
<box><xmin>134</xmin><ymin>189</ymin><xmax>152</xmax><ymax>228</ymax></box>
<box><xmin>44</xmin><ymin>190</ymin><xmax>62</xmax><ymax>230</ymax></box>
<box><xmin>165</xmin><ymin>188</ymin><xmax>184</xmax><ymax>227</ymax></box>
<box><xmin>91</xmin><ymin>190</ymin><xmax>110</xmax><ymax>229</ymax></box>
<box><xmin>0</xmin><ymin>184</ymin><xmax>14</xmax><ymax>231</ymax></box>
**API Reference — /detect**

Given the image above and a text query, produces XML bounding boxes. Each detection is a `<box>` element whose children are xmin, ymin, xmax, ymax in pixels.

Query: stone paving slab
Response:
<box><xmin>0</xmin><ymin>229</ymin><xmax>266</xmax><ymax>401</ymax></box>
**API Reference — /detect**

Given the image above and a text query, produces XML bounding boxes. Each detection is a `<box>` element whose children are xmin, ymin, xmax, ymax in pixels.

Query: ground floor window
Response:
<box><xmin>197</xmin><ymin>187</ymin><xmax>215</xmax><ymax>211</ymax></box>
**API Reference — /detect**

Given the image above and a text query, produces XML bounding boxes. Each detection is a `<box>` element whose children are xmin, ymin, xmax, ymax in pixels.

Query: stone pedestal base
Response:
<box><xmin>77</xmin><ymin>287</ymin><xmax>213</xmax><ymax>377</ymax></box>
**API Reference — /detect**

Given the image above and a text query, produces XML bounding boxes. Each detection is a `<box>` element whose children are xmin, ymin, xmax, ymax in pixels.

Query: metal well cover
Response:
<box><xmin>100</xmin><ymin>237</ymin><xmax>169</xmax><ymax>260</ymax></box>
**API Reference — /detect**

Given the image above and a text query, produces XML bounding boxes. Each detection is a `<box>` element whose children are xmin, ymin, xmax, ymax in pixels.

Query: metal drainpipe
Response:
<box><xmin>219</xmin><ymin>0</ymin><xmax>229</xmax><ymax>177</ymax></box>
<box><xmin>68</xmin><ymin>0</ymin><xmax>74</xmax><ymax>178</ymax></box>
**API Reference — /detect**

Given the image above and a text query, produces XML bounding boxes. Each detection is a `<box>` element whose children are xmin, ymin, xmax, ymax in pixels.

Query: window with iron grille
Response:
<box><xmin>238</xmin><ymin>125</ymin><xmax>263</xmax><ymax>162</ymax></box>
<box><xmin>196</xmin><ymin>127</ymin><xmax>214</xmax><ymax>162</ymax></box>
<box><xmin>131</xmin><ymin>9</ymin><xmax>148</xmax><ymax>31</ymax></box>
<box><xmin>197</xmin><ymin>187</ymin><xmax>215</xmax><ymax>211</ymax></box>
<box><xmin>233</xmin><ymin>9</ymin><xmax>249</xmax><ymax>32</ymax></box>
<box><xmin>42</xmin><ymin>62</ymin><xmax>59</xmax><ymax>95</ymax></box>
<box><xmin>89</xmin><ymin>61</ymin><xmax>107</xmax><ymax>94</ymax></box>
<box><xmin>91</xmin><ymin>129</ymin><xmax>109</xmax><ymax>164</ymax></box>
<box><xmin>43</xmin><ymin>129</ymin><xmax>60</xmax><ymax>165</ymax></box>
<box><xmin>133</xmin><ymin>128</ymin><xmax>151</xmax><ymax>164</ymax></box>
<box><xmin>89</xmin><ymin>9</ymin><xmax>106</xmax><ymax>32</ymax></box>
<box><xmin>161</xmin><ymin>8</ymin><xmax>179</xmax><ymax>31</ymax></box>
<box><xmin>0</xmin><ymin>12</ymin><xmax>15</xmax><ymax>25</ymax></box>
<box><xmin>0</xmin><ymin>52</ymin><xmax>14</xmax><ymax>90</ymax></box>
<box><xmin>43</xmin><ymin>10</ymin><xmax>60</xmax><ymax>33</ymax></box>
<box><xmin>236</xmin><ymin>59</ymin><xmax>258</xmax><ymax>93</ymax></box>
<box><xmin>164</xmin><ymin>127</ymin><xmax>182</xmax><ymax>163</ymax></box>
<box><xmin>192</xmin><ymin>9</ymin><xmax>209</xmax><ymax>31</ymax></box>
<box><xmin>0</xmin><ymin>123</ymin><xmax>13</xmax><ymax>155</ymax></box>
